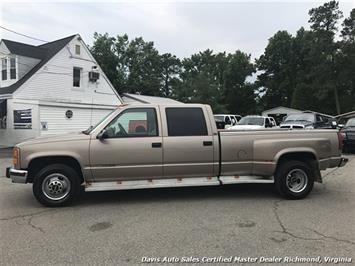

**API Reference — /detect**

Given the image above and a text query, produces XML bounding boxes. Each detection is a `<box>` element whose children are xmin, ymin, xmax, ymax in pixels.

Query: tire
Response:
<box><xmin>274</xmin><ymin>160</ymin><xmax>314</xmax><ymax>200</ymax></box>
<box><xmin>33</xmin><ymin>164</ymin><xmax>81</xmax><ymax>207</ymax></box>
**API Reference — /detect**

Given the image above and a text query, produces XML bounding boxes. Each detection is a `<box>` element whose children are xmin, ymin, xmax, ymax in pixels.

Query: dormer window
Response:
<box><xmin>10</xmin><ymin>58</ymin><xmax>16</xmax><ymax>79</ymax></box>
<box><xmin>75</xmin><ymin>45</ymin><xmax>80</xmax><ymax>55</ymax></box>
<box><xmin>1</xmin><ymin>58</ymin><xmax>7</xmax><ymax>80</ymax></box>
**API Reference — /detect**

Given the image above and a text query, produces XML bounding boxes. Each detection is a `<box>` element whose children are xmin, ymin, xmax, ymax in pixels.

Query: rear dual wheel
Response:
<box><xmin>275</xmin><ymin>160</ymin><xmax>314</xmax><ymax>199</ymax></box>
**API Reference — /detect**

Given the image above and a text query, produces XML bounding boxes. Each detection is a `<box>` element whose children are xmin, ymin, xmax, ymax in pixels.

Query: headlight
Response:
<box><xmin>12</xmin><ymin>147</ymin><xmax>20</xmax><ymax>169</ymax></box>
<box><xmin>305</xmin><ymin>125</ymin><xmax>314</xmax><ymax>129</ymax></box>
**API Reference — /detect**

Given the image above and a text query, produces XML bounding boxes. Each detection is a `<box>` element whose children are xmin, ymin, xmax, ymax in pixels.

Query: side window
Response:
<box><xmin>166</xmin><ymin>108</ymin><xmax>208</xmax><ymax>136</ymax></box>
<box><xmin>225</xmin><ymin>116</ymin><xmax>231</xmax><ymax>125</ymax></box>
<box><xmin>2</xmin><ymin>58</ymin><xmax>7</xmax><ymax>80</ymax></box>
<box><xmin>316</xmin><ymin>115</ymin><xmax>323</xmax><ymax>123</ymax></box>
<box><xmin>105</xmin><ymin>108</ymin><xmax>158</xmax><ymax>138</ymax></box>
<box><xmin>73</xmin><ymin>67</ymin><xmax>82</xmax><ymax>87</ymax></box>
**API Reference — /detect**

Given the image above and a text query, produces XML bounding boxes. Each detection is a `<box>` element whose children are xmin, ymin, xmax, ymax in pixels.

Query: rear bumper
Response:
<box><xmin>338</xmin><ymin>157</ymin><xmax>348</xmax><ymax>167</ymax></box>
<box><xmin>5</xmin><ymin>167</ymin><xmax>28</xmax><ymax>183</ymax></box>
<box><xmin>319</xmin><ymin>156</ymin><xmax>348</xmax><ymax>170</ymax></box>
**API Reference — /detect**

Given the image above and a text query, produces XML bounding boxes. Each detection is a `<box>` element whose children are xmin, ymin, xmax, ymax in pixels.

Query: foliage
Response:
<box><xmin>90</xmin><ymin>2</ymin><xmax>355</xmax><ymax>115</ymax></box>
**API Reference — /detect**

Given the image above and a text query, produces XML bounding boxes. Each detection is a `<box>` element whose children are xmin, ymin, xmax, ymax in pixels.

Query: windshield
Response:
<box><xmin>82</xmin><ymin>109</ymin><xmax>116</xmax><ymax>134</ymax></box>
<box><xmin>214</xmin><ymin>115</ymin><xmax>224</xmax><ymax>121</ymax></box>
<box><xmin>285</xmin><ymin>113</ymin><xmax>315</xmax><ymax>123</ymax></box>
<box><xmin>345</xmin><ymin>118</ymin><xmax>355</xmax><ymax>127</ymax></box>
<box><xmin>238</xmin><ymin>117</ymin><xmax>264</xmax><ymax>126</ymax></box>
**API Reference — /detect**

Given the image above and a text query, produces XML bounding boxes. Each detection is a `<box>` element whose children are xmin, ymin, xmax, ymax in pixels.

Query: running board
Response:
<box><xmin>85</xmin><ymin>176</ymin><xmax>274</xmax><ymax>192</ymax></box>
<box><xmin>85</xmin><ymin>177</ymin><xmax>220</xmax><ymax>192</ymax></box>
<box><xmin>220</xmin><ymin>175</ymin><xmax>274</xmax><ymax>184</ymax></box>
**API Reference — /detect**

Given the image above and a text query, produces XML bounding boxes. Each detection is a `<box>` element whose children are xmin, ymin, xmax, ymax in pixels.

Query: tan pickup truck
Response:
<box><xmin>6</xmin><ymin>104</ymin><xmax>348</xmax><ymax>207</ymax></box>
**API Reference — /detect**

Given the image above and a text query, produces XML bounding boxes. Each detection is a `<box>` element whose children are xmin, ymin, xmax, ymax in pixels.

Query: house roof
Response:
<box><xmin>262</xmin><ymin>106</ymin><xmax>302</xmax><ymax>114</ymax></box>
<box><xmin>0</xmin><ymin>34</ymin><xmax>77</xmax><ymax>95</ymax></box>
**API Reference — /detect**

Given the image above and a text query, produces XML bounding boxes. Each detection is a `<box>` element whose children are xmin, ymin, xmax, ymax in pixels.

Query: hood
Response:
<box><xmin>228</xmin><ymin>125</ymin><xmax>264</xmax><ymax>130</ymax></box>
<box><xmin>341</xmin><ymin>126</ymin><xmax>355</xmax><ymax>133</ymax></box>
<box><xmin>17</xmin><ymin>131</ymin><xmax>90</xmax><ymax>147</ymax></box>
<box><xmin>279</xmin><ymin>120</ymin><xmax>313</xmax><ymax>129</ymax></box>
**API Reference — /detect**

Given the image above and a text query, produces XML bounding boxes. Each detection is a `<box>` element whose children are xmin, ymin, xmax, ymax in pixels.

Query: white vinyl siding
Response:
<box><xmin>39</xmin><ymin>105</ymin><xmax>113</xmax><ymax>135</ymax></box>
<box><xmin>14</xmin><ymin>37</ymin><xmax>121</xmax><ymax>106</ymax></box>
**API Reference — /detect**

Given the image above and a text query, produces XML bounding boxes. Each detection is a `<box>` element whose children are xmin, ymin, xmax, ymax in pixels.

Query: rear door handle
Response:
<box><xmin>152</xmin><ymin>142</ymin><xmax>162</xmax><ymax>148</ymax></box>
<box><xmin>203</xmin><ymin>141</ymin><xmax>213</xmax><ymax>146</ymax></box>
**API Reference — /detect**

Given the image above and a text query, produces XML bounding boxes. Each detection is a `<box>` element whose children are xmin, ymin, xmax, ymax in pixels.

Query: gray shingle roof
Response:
<box><xmin>0</xmin><ymin>34</ymin><xmax>77</xmax><ymax>95</ymax></box>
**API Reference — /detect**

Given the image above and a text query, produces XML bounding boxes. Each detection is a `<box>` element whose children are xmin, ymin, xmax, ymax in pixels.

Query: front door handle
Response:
<box><xmin>203</xmin><ymin>141</ymin><xmax>213</xmax><ymax>146</ymax></box>
<box><xmin>152</xmin><ymin>142</ymin><xmax>162</xmax><ymax>148</ymax></box>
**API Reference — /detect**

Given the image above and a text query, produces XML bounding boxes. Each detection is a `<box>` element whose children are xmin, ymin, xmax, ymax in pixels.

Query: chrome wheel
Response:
<box><xmin>286</xmin><ymin>169</ymin><xmax>308</xmax><ymax>193</ymax></box>
<box><xmin>42</xmin><ymin>173</ymin><xmax>71</xmax><ymax>201</ymax></box>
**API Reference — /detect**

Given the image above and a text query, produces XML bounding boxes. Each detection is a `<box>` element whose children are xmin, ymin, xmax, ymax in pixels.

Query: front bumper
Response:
<box><xmin>5</xmin><ymin>167</ymin><xmax>28</xmax><ymax>183</ymax></box>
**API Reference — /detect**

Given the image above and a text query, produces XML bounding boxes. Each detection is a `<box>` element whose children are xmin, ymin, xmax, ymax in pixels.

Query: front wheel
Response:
<box><xmin>33</xmin><ymin>164</ymin><xmax>81</xmax><ymax>207</ymax></box>
<box><xmin>274</xmin><ymin>160</ymin><xmax>314</xmax><ymax>200</ymax></box>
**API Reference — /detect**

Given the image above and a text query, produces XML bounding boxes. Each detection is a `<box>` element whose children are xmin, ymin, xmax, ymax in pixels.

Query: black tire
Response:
<box><xmin>33</xmin><ymin>164</ymin><xmax>81</xmax><ymax>207</ymax></box>
<box><xmin>274</xmin><ymin>160</ymin><xmax>314</xmax><ymax>200</ymax></box>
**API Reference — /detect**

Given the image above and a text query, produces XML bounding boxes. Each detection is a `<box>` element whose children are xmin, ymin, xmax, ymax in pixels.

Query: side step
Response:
<box><xmin>85</xmin><ymin>176</ymin><xmax>274</xmax><ymax>192</ymax></box>
<box><xmin>220</xmin><ymin>175</ymin><xmax>274</xmax><ymax>184</ymax></box>
<box><xmin>85</xmin><ymin>177</ymin><xmax>220</xmax><ymax>192</ymax></box>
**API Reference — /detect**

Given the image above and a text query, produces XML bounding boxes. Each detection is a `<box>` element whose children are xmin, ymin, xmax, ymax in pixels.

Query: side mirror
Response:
<box><xmin>97</xmin><ymin>129</ymin><xmax>108</xmax><ymax>140</ymax></box>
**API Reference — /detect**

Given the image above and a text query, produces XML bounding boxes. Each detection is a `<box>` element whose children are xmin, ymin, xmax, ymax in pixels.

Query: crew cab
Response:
<box><xmin>6</xmin><ymin>104</ymin><xmax>348</xmax><ymax>206</ymax></box>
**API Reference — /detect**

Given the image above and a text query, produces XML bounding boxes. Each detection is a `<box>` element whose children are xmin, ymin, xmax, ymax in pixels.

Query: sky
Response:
<box><xmin>0</xmin><ymin>1</ymin><xmax>354</xmax><ymax>61</ymax></box>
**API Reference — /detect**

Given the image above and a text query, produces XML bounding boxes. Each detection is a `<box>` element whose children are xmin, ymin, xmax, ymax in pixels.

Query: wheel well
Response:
<box><xmin>276</xmin><ymin>152</ymin><xmax>322</xmax><ymax>182</ymax></box>
<box><xmin>27</xmin><ymin>156</ymin><xmax>84</xmax><ymax>183</ymax></box>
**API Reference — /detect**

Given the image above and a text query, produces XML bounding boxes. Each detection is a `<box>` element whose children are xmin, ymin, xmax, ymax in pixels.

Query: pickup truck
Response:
<box><xmin>6</xmin><ymin>104</ymin><xmax>348</xmax><ymax>207</ymax></box>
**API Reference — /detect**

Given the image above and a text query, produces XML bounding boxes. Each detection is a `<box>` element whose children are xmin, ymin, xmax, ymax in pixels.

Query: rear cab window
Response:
<box><xmin>165</xmin><ymin>107</ymin><xmax>208</xmax><ymax>136</ymax></box>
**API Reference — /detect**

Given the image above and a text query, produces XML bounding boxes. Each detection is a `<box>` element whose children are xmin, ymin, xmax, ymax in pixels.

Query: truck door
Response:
<box><xmin>161</xmin><ymin>106</ymin><xmax>215</xmax><ymax>178</ymax></box>
<box><xmin>89</xmin><ymin>107</ymin><xmax>163</xmax><ymax>181</ymax></box>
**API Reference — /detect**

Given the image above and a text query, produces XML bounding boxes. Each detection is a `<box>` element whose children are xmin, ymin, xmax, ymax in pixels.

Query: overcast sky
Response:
<box><xmin>0</xmin><ymin>1</ymin><xmax>354</xmax><ymax>60</ymax></box>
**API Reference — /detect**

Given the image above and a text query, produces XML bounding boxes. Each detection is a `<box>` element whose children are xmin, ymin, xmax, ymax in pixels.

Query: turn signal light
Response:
<box><xmin>13</xmin><ymin>147</ymin><xmax>20</xmax><ymax>168</ymax></box>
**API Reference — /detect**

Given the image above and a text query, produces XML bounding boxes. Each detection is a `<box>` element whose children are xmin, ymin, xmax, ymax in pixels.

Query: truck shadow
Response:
<box><xmin>79</xmin><ymin>183</ymin><xmax>277</xmax><ymax>206</ymax></box>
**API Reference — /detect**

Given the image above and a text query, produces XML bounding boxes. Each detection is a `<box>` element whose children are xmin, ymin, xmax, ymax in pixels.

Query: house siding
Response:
<box><xmin>14</xmin><ymin>36</ymin><xmax>121</xmax><ymax>107</ymax></box>
<box><xmin>39</xmin><ymin>105</ymin><xmax>113</xmax><ymax>135</ymax></box>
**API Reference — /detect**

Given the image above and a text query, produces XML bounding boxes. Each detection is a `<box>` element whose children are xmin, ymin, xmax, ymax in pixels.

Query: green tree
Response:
<box><xmin>160</xmin><ymin>53</ymin><xmax>181</xmax><ymax>98</ymax></box>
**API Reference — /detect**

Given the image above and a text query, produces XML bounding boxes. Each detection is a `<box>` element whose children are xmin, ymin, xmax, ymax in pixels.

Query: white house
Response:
<box><xmin>0</xmin><ymin>34</ymin><xmax>122</xmax><ymax>147</ymax></box>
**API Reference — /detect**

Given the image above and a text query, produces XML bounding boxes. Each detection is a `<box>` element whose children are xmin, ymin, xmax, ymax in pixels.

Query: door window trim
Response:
<box><xmin>102</xmin><ymin>107</ymin><xmax>159</xmax><ymax>139</ymax></box>
<box><xmin>165</xmin><ymin>107</ymin><xmax>208</xmax><ymax>137</ymax></box>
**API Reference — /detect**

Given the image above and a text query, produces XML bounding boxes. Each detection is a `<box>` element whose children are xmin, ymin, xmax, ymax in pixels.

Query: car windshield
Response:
<box><xmin>345</xmin><ymin>118</ymin><xmax>355</xmax><ymax>127</ymax></box>
<box><xmin>82</xmin><ymin>109</ymin><xmax>116</xmax><ymax>134</ymax></box>
<box><xmin>214</xmin><ymin>115</ymin><xmax>224</xmax><ymax>121</ymax></box>
<box><xmin>285</xmin><ymin>113</ymin><xmax>315</xmax><ymax>123</ymax></box>
<box><xmin>238</xmin><ymin>117</ymin><xmax>264</xmax><ymax>126</ymax></box>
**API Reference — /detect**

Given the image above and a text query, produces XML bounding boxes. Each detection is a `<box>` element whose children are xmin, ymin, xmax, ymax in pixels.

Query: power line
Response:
<box><xmin>0</xmin><ymin>25</ymin><xmax>48</xmax><ymax>43</ymax></box>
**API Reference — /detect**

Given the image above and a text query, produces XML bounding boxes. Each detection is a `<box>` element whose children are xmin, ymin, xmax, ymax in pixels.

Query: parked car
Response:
<box><xmin>214</xmin><ymin>114</ymin><xmax>240</xmax><ymax>128</ymax></box>
<box><xmin>228</xmin><ymin>116</ymin><xmax>276</xmax><ymax>130</ymax></box>
<box><xmin>340</xmin><ymin>118</ymin><xmax>355</xmax><ymax>153</ymax></box>
<box><xmin>6</xmin><ymin>103</ymin><xmax>347</xmax><ymax>206</ymax></box>
<box><xmin>280</xmin><ymin>112</ymin><xmax>337</xmax><ymax>129</ymax></box>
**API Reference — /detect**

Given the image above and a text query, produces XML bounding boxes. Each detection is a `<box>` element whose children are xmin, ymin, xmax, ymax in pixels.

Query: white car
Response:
<box><xmin>214</xmin><ymin>114</ymin><xmax>241</xmax><ymax>128</ymax></box>
<box><xmin>228</xmin><ymin>116</ymin><xmax>277</xmax><ymax>130</ymax></box>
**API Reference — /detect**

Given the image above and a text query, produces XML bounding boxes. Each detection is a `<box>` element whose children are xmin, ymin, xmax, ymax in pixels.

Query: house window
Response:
<box><xmin>75</xmin><ymin>45</ymin><xmax>81</xmax><ymax>55</ymax></box>
<box><xmin>0</xmin><ymin>99</ymin><xmax>7</xmax><ymax>129</ymax></box>
<box><xmin>73</xmin><ymin>67</ymin><xmax>81</xmax><ymax>87</ymax></box>
<box><xmin>2</xmin><ymin>58</ymin><xmax>7</xmax><ymax>80</ymax></box>
<box><xmin>10</xmin><ymin>58</ymin><xmax>16</xmax><ymax>79</ymax></box>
